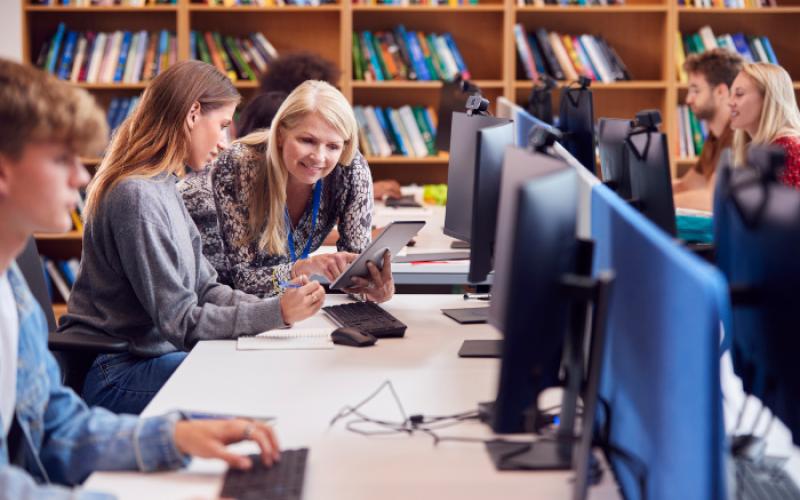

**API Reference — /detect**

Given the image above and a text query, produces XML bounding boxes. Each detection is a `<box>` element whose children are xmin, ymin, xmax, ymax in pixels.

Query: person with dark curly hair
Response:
<box><xmin>237</xmin><ymin>52</ymin><xmax>401</xmax><ymax>200</ymax></box>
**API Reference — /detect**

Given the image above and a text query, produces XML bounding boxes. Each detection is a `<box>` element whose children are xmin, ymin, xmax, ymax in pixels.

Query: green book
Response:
<box><xmin>368</xmin><ymin>32</ymin><xmax>391</xmax><ymax>81</ymax></box>
<box><xmin>225</xmin><ymin>35</ymin><xmax>256</xmax><ymax>81</ymax></box>
<box><xmin>688</xmin><ymin>108</ymin><xmax>704</xmax><ymax>157</ymax></box>
<box><xmin>211</xmin><ymin>32</ymin><xmax>237</xmax><ymax>81</ymax></box>
<box><xmin>412</xmin><ymin>106</ymin><xmax>437</xmax><ymax>156</ymax></box>
<box><xmin>416</xmin><ymin>32</ymin><xmax>439</xmax><ymax>82</ymax></box>
<box><xmin>426</xmin><ymin>34</ymin><xmax>448</xmax><ymax>80</ymax></box>
<box><xmin>352</xmin><ymin>33</ymin><xmax>364</xmax><ymax>81</ymax></box>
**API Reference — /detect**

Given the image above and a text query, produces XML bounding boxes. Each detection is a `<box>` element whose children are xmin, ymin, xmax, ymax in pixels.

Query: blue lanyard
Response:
<box><xmin>285</xmin><ymin>180</ymin><xmax>322</xmax><ymax>263</ymax></box>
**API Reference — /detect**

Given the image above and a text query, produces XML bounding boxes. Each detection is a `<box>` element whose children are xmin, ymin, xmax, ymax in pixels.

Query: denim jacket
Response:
<box><xmin>0</xmin><ymin>263</ymin><xmax>187</xmax><ymax>499</ymax></box>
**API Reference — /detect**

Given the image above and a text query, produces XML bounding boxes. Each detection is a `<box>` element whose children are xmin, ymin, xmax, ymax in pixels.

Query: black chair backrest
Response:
<box><xmin>14</xmin><ymin>237</ymin><xmax>57</xmax><ymax>332</ymax></box>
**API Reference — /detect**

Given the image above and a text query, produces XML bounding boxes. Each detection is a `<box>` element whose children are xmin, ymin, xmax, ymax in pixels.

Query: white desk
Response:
<box><xmin>85</xmin><ymin>294</ymin><xmax>615</xmax><ymax>500</ymax></box>
<box><xmin>85</xmin><ymin>295</ymin><xmax>799</xmax><ymax>499</ymax></box>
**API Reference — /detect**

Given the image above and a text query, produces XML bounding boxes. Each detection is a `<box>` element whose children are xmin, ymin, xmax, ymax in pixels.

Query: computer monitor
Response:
<box><xmin>552</xmin><ymin>141</ymin><xmax>601</xmax><ymax>240</ymax></box>
<box><xmin>714</xmin><ymin>146</ymin><xmax>800</xmax><ymax>446</ymax></box>
<box><xmin>626</xmin><ymin>117</ymin><xmax>677</xmax><ymax>236</ymax></box>
<box><xmin>468</xmin><ymin>122</ymin><xmax>515</xmax><ymax>283</ymax></box>
<box><xmin>435</xmin><ymin>78</ymin><xmax>481</xmax><ymax>152</ymax></box>
<box><xmin>591</xmin><ymin>182</ymin><xmax>728</xmax><ymax>500</ymax></box>
<box><xmin>597</xmin><ymin>117</ymin><xmax>633</xmax><ymax>200</ymax></box>
<box><xmin>443</xmin><ymin>111</ymin><xmax>511</xmax><ymax>243</ymax></box>
<box><xmin>489</xmin><ymin>147</ymin><xmax>577</xmax><ymax>433</ymax></box>
<box><xmin>558</xmin><ymin>81</ymin><xmax>595</xmax><ymax>174</ymax></box>
<box><xmin>514</xmin><ymin>106</ymin><xmax>559</xmax><ymax>149</ymax></box>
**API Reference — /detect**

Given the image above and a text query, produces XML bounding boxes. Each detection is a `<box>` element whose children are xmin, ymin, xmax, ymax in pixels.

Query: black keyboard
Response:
<box><xmin>323</xmin><ymin>301</ymin><xmax>407</xmax><ymax>338</ymax></box>
<box><xmin>220</xmin><ymin>447</ymin><xmax>308</xmax><ymax>500</ymax></box>
<box><xmin>737</xmin><ymin>458</ymin><xmax>800</xmax><ymax>500</ymax></box>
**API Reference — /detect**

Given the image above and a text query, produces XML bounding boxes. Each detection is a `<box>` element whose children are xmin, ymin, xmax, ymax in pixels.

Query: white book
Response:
<box><xmin>353</xmin><ymin>106</ymin><xmax>377</xmax><ymax>157</ymax></box>
<box><xmin>398</xmin><ymin>105</ymin><xmax>428</xmax><ymax>157</ymax></box>
<box><xmin>580</xmin><ymin>35</ymin><xmax>613</xmax><ymax>83</ymax></box>
<box><xmin>752</xmin><ymin>38</ymin><xmax>769</xmax><ymax>63</ymax></box>
<box><xmin>254</xmin><ymin>32</ymin><xmax>279</xmax><ymax>62</ymax></box>
<box><xmin>698</xmin><ymin>26</ymin><xmax>718</xmax><ymax>50</ymax></box>
<box><xmin>70</xmin><ymin>34</ymin><xmax>87</xmax><ymax>83</ymax></box>
<box><xmin>364</xmin><ymin>106</ymin><xmax>393</xmax><ymax>157</ymax></box>
<box><xmin>86</xmin><ymin>32</ymin><xmax>107</xmax><ymax>84</ymax></box>
<box><xmin>237</xmin><ymin>328</ymin><xmax>334</xmax><ymax>350</ymax></box>
<box><xmin>130</xmin><ymin>31</ymin><xmax>149</xmax><ymax>83</ymax></box>
<box><xmin>44</xmin><ymin>259</ymin><xmax>71</xmax><ymax>302</ymax></box>
<box><xmin>101</xmin><ymin>31</ymin><xmax>124</xmax><ymax>84</ymax></box>
<box><xmin>682</xmin><ymin>104</ymin><xmax>695</xmax><ymax>157</ymax></box>
<box><xmin>122</xmin><ymin>31</ymin><xmax>141</xmax><ymax>83</ymax></box>
<box><xmin>677</xmin><ymin>106</ymin><xmax>687</xmax><ymax>160</ymax></box>
<box><xmin>433</xmin><ymin>36</ymin><xmax>459</xmax><ymax>81</ymax></box>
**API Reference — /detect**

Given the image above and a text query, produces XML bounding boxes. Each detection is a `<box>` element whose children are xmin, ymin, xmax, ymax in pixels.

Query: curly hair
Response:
<box><xmin>236</xmin><ymin>91</ymin><xmax>288</xmax><ymax>137</ymax></box>
<box><xmin>683</xmin><ymin>48</ymin><xmax>743</xmax><ymax>89</ymax></box>
<box><xmin>0</xmin><ymin>58</ymin><xmax>107</xmax><ymax>160</ymax></box>
<box><xmin>259</xmin><ymin>52</ymin><xmax>341</xmax><ymax>94</ymax></box>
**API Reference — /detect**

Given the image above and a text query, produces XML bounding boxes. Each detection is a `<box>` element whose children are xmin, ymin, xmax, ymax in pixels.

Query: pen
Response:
<box><xmin>179</xmin><ymin>410</ymin><xmax>276</xmax><ymax>423</ymax></box>
<box><xmin>278</xmin><ymin>281</ymin><xmax>302</xmax><ymax>289</ymax></box>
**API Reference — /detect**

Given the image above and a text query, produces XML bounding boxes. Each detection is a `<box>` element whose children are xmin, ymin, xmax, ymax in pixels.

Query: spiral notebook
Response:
<box><xmin>237</xmin><ymin>328</ymin><xmax>334</xmax><ymax>350</ymax></box>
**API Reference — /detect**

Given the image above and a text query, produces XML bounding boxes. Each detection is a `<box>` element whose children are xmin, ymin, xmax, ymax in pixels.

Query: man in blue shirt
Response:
<box><xmin>0</xmin><ymin>58</ymin><xmax>279</xmax><ymax>498</ymax></box>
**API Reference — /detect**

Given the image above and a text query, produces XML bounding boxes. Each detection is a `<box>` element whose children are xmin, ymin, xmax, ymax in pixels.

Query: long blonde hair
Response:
<box><xmin>84</xmin><ymin>61</ymin><xmax>240</xmax><ymax>219</ymax></box>
<box><xmin>240</xmin><ymin>80</ymin><xmax>359</xmax><ymax>255</ymax></box>
<box><xmin>733</xmin><ymin>63</ymin><xmax>800</xmax><ymax>166</ymax></box>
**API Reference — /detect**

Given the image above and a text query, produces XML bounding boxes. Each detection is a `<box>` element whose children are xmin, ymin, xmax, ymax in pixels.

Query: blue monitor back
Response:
<box><xmin>714</xmin><ymin>163</ymin><xmax>800</xmax><ymax>446</ymax></box>
<box><xmin>591</xmin><ymin>183</ymin><xmax>728</xmax><ymax>500</ymax></box>
<box><xmin>514</xmin><ymin>106</ymin><xmax>559</xmax><ymax>149</ymax></box>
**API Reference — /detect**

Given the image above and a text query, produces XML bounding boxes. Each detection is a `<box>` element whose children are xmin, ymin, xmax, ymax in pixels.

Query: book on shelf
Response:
<box><xmin>106</xmin><ymin>95</ymin><xmax>141</xmax><ymax>135</ymax></box>
<box><xmin>192</xmin><ymin>31</ymin><xmax>278</xmax><ymax>82</ymax></box>
<box><xmin>38</xmin><ymin>23</ymin><xmax>176</xmax><ymax>83</ymax></box>
<box><xmin>194</xmin><ymin>0</ymin><xmax>337</xmax><ymax>5</ymax></box>
<box><xmin>516</xmin><ymin>0</ymin><xmax>625</xmax><ymax>6</ymax></box>
<box><xmin>354</xmin><ymin>104</ymin><xmax>438</xmax><ymax>158</ymax></box>
<box><xmin>32</xmin><ymin>1</ymin><xmax>178</xmax><ymax>5</ymax></box>
<box><xmin>676</xmin><ymin>104</ymin><xmax>708</xmax><ymax>160</ymax></box>
<box><xmin>351</xmin><ymin>0</ymin><xmax>478</xmax><ymax>4</ymax></box>
<box><xmin>40</xmin><ymin>257</ymin><xmax>80</xmax><ymax>303</ymax></box>
<box><xmin>679</xmin><ymin>26</ymin><xmax>779</xmax><ymax>68</ymax></box>
<box><xmin>676</xmin><ymin>0</ymin><xmax>776</xmax><ymax>8</ymax></box>
<box><xmin>514</xmin><ymin>25</ymin><xmax>630</xmax><ymax>83</ymax></box>
<box><xmin>352</xmin><ymin>27</ymin><xmax>470</xmax><ymax>82</ymax></box>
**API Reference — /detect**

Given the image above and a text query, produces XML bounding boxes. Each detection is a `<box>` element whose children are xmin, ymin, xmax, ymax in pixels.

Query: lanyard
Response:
<box><xmin>285</xmin><ymin>179</ymin><xmax>322</xmax><ymax>263</ymax></box>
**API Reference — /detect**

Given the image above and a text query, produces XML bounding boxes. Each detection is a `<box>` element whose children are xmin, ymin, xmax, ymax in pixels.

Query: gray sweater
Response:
<box><xmin>58</xmin><ymin>173</ymin><xmax>284</xmax><ymax>357</ymax></box>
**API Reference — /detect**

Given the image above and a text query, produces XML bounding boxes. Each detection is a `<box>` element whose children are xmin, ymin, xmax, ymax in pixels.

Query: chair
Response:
<box><xmin>15</xmin><ymin>237</ymin><xmax>129</xmax><ymax>394</ymax></box>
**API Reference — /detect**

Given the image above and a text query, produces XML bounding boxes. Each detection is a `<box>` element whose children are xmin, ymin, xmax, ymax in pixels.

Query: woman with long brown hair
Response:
<box><xmin>58</xmin><ymin>61</ymin><xmax>324</xmax><ymax>414</ymax></box>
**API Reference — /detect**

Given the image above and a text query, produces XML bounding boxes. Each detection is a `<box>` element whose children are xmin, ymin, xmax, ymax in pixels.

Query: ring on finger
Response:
<box><xmin>243</xmin><ymin>423</ymin><xmax>255</xmax><ymax>440</ymax></box>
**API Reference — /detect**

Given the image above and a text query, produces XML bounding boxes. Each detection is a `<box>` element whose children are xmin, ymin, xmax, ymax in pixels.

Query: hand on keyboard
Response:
<box><xmin>344</xmin><ymin>251</ymin><xmax>395</xmax><ymax>303</ymax></box>
<box><xmin>173</xmin><ymin>419</ymin><xmax>280</xmax><ymax>469</ymax></box>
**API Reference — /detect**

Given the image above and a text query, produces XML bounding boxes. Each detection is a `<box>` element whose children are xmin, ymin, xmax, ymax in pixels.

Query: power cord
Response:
<box><xmin>329</xmin><ymin>380</ymin><xmax>482</xmax><ymax>446</ymax></box>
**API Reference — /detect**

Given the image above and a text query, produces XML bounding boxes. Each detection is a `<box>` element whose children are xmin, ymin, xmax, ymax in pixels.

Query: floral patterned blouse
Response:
<box><xmin>179</xmin><ymin>141</ymin><xmax>374</xmax><ymax>297</ymax></box>
<box><xmin>774</xmin><ymin>135</ymin><xmax>800</xmax><ymax>189</ymax></box>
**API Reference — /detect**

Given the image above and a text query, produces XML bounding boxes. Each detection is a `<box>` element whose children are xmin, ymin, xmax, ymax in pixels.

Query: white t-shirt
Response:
<box><xmin>0</xmin><ymin>271</ymin><xmax>19</xmax><ymax>435</ymax></box>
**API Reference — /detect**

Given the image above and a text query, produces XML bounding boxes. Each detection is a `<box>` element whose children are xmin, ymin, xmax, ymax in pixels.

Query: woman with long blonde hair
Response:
<box><xmin>59</xmin><ymin>61</ymin><xmax>324</xmax><ymax>414</ymax></box>
<box><xmin>730</xmin><ymin>62</ymin><xmax>800</xmax><ymax>187</ymax></box>
<box><xmin>179</xmin><ymin>80</ymin><xmax>395</xmax><ymax>301</ymax></box>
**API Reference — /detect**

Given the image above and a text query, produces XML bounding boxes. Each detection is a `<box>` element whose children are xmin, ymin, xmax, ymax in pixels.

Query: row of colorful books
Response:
<box><xmin>353</xmin><ymin>0</ymin><xmax>477</xmax><ymax>4</ymax></box>
<box><xmin>190</xmin><ymin>31</ymin><xmax>278</xmax><ymax>82</ymax></box>
<box><xmin>40</xmin><ymin>257</ymin><xmax>80</xmax><ymax>303</ymax></box>
<box><xmin>107</xmin><ymin>96</ymin><xmax>141</xmax><ymax>134</ymax></box>
<box><xmin>32</xmin><ymin>0</ymin><xmax>176</xmax><ymax>5</ymax></box>
<box><xmin>517</xmin><ymin>0</ymin><xmax>625</xmax><ymax>5</ymax></box>
<box><xmin>514</xmin><ymin>25</ymin><xmax>631</xmax><ymax>83</ymax></box>
<box><xmin>677</xmin><ymin>104</ymin><xmax>708</xmax><ymax>160</ymax></box>
<box><xmin>677</xmin><ymin>0</ymin><xmax>775</xmax><ymax>7</ymax></box>
<box><xmin>194</xmin><ymin>0</ymin><xmax>336</xmax><ymax>5</ymax></box>
<box><xmin>352</xmin><ymin>28</ymin><xmax>470</xmax><ymax>82</ymax></box>
<box><xmin>676</xmin><ymin>26</ymin><xmax>778</xmax><ymax>82</ymax></box>
<box><xmin>354</xmin><ymin>105</ymin><xmax>438</xmax><ymax>158</ymax></box>
<box><xmin>37</xmin><ymin>24</ymin><xmax>177</xmax><ymax>84</ymax></box>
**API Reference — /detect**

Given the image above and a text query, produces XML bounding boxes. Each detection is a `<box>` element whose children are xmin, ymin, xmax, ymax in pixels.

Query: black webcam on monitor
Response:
<box><xmin>466</xmin><ymin>94</ymin><xmax>490</xmax><ymax>117</ymax></box>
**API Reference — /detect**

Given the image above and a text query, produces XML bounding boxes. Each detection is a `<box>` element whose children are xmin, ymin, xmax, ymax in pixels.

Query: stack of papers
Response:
<box><xmin>237</xmin><ymin>328</ymin><xmax>334</xmax><ymax>350</ymax></box>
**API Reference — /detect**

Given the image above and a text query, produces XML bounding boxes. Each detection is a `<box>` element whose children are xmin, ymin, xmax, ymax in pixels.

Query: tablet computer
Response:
<box><xmin>329</xmin><ymin>220</ymin><xmax>425</xmax><ymax>290</ymax></box>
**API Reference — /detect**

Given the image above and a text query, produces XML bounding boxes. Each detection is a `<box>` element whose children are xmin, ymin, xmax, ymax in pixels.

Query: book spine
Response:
<box><xmin>45</xmin><ymin>22</ymin><xmax>67</xmax><ymax>74</ymax></box>
<box><xmin>393</xmin><ymin>25</ymin><xmax>417</xmax><ymax>80</ymax></box>
<box><xmin>352</xmin><ymin>33</ymin><xmax>364</xmax><ymax>81</ymax></box>
<box><xmin>442</xmin><ymin>33</ymin><xmax>470</xmax><ymax>80</ymax></box>
<box><xmin>70</xmin><ymin>34</ymin><xmax>87</xmax><ymax>83</ymax></box>
<box><xmin>399</xmin><ymin>105</ymin><xmax>428</xmax><ymax>157</ymax></box>
<box><xmin>535</xmin><ymin>28</ymin><xmax>565</xmax><ymax>80</ymax></box>
<box><xmin>404</xmin><ymin>29</ymin><xmax>430</xmax><ymax>80</ymax></box>
<box><xmin>412</xmin><ymin>106</ymin><xmax>437</xmax><ymax>156</ymax></box>
<box><xmin>373</xmin><ymin>106</ymin><xmax>400</xmax><ymax>155</ymax></box>
<box><xmin>57</xmin><ymin>30</ymin><xmax>78</xmax><ymax>80</ymax></box>
<box><xmin>114</xmin><ymin>31</ymin><xmax>133</xmax><ymax>82</ymax></box>
<box><xmin>383</xmin><ymin>107</ymin><xmax>408</xmax><ymax>156</ymax></box>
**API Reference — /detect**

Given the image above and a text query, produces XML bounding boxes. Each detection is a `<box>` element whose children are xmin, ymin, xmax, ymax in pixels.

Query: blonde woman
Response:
<box><xmin>730</xmin><ymin>62</ymin><xmax>800</xmax><ymax>188</ymax></box>
<box><xmin>180</xmin><ymin>80</ymin><xmax>395</xmax><ymax>301</ymax></box>
<box><xmin>59</xmin><ymin>61</ymin><xmax>324</xmax><ymax>414</ymax></box>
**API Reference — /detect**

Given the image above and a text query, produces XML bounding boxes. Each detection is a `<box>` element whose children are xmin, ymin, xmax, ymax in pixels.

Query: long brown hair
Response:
<box><xmin>84</xmin><ymin>61</ymin><xmax>239</xmax><ymax>219</ymax></box>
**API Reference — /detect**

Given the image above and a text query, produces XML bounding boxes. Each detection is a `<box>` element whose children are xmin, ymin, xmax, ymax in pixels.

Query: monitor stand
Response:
<box><xmin>450</xmin><ymin>240</ymin><xmax>470</xmax><ymax>249</ymax></box>
<box><xmin>458</xmin><ymin>339</ymin><xmax>502</xmax><ymax>358</ymax></box>
<box><xmin>441</xmin><ymin>306</ymin><xmax>489</xmax><ymax>324</ymax></box>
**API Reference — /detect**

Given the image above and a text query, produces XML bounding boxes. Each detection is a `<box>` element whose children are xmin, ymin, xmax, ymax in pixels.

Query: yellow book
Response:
<box><xmin>676</xmin><ymin>32</ymin><xmax>687</xmax><ymax>84</ymax></box>
<box><xmin>70</xmin><ymin>209</ymin><xmax>83</xmax><ymax>232</ymax></box>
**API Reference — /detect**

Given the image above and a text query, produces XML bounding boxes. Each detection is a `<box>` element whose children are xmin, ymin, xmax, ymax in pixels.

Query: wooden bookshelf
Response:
<box><xmin>21</xmin><ymin>0</ymin><xmax>800</xmax><ymax>307</ymax></box>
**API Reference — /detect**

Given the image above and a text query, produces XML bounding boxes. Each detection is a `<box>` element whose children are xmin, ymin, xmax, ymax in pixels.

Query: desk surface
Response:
<box><xmin>85</xmin><ymin>294</ymin><xmax>615</xmax><ymax>500</ymax></box>
<box><xmin>85</xmin><ymin>294</ymin><xmax>799</xmax><ymax>499</ymax></box>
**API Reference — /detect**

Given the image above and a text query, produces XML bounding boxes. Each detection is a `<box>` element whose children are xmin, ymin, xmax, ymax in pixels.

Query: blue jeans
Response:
<box><xmin>82</xmin><ymin>351</ymin><xmax>188</xmax><ymax>414</ymax></box>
